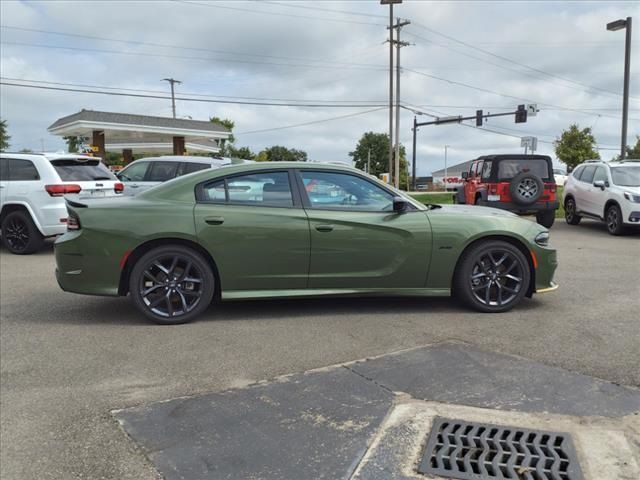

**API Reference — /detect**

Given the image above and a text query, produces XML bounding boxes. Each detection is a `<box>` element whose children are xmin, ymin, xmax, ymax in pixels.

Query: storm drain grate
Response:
<box><xmin>417</xmin><ymin>417</ymin><xmax>583</xmax><ymax>480</ymax></box>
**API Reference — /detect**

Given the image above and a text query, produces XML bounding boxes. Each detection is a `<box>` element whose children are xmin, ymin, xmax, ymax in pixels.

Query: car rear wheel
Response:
<box><xmin>1</xmin><ymin>211</ymin><xmax>45</xmax><ymax>254</ymax></box>
<box><xmin>454</xmin><ymin>240</ymin><xmax>531</xmax><ymax>313</ymax></box>
<box><xmin>605</xmin><ymin>204</ymin><xmax>626</xmax><ymax>236</ymax></box>
<box><xmin>536</xmin><ymin>210</ymin><xmax>555</xmax><ymax>228</ymax></box>
<box><xmin>564</xmin><ymin>198</ymin><xmax>581</xmax><ymax>225</ymax></box>
<box><xmin>129</xmin><ymin>245</ymin><xmax>215</xmax><ymax>324</ymax></box>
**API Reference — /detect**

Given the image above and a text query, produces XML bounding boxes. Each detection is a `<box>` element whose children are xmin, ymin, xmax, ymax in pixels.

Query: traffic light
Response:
<box><xmin>476</xmin><ymin>110</ymin><xmax>483</xmax><ymax>126</ymax></box>
<box><xmin>515</xmin><ymin>104</ymin><xmax>527</xmax><ymax>123</ymax></box>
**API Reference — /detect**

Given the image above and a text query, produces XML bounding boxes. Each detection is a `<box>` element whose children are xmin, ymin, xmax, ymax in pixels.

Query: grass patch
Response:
<box><xmin>409</xmin><ymin>187</ymin><xmax>565</xmax><ymax>218</ymax></box>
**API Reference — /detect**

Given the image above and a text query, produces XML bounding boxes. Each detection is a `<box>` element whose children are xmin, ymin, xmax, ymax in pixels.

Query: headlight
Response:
<box><xmin>623</xmin><ymin>192</ymin><xmax>640</xmax><ymax>203</ymax></box>
<box><xmin>534</xmin><ymin>232</ymin><xmax>549</xmax><ymax>246</ymax></box>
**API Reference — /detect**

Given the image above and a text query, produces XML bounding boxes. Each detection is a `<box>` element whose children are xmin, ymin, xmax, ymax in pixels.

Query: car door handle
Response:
<box><xmin>204</xmin><ymin>216</ymin><xmax>225</xmax><ymax>225</ymax></box>
<box><xmin>315</xmin><ymin>224</ymin><xmax>334</xmax><ymax>232</ymax></box>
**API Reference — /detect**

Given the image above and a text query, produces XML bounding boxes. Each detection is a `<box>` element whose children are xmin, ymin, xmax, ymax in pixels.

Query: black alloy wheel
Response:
<box><xmin>564</xmin><ymin>198</ymin><xmax>581</xmax><ymax>225</ymax></box>
<box><xmin>455</xmin><ymin>240</ymin><xmax>530</xmax><ymax>313</ymax></box>
<box><xmin>606</xmin><ymin>204</ymin><xmax>625</xmax><ymax>236</ymax></box>
<box><xmin>130</xmin><ymin>245</ymin><xmax>215</xmax><ymax>324</ymax></box>
<box><xmin>1</xmin><ymin>211</ymin><xmax>45</xmax><ymax>254</ymax></box>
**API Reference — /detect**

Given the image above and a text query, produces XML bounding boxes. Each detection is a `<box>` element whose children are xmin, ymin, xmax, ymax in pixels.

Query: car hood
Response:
<box><xmin>620</xmin><ymin>185</ymin><xmax>640</xmax><ymax>194</ymax></box>
<box><xmin>432</xmin><ymin>204</ymin><xmax>519</xmax><ymax>218</ymax></box>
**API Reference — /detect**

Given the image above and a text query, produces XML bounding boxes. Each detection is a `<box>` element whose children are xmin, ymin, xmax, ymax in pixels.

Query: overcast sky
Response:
<box><xmin>1</xmin><ymin>0</ymin><xmax>639</xmax><ymax>175</ymax></box>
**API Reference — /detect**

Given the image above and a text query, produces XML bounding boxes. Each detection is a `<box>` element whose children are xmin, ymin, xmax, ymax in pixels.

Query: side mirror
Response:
<box><xmin>393</xmin><ymin>197</ymin><xmax>408</xmax><ymax>213</ymax></box>
<box><xmin>593</xmin><ymin>180</ymin><xmax>606</xmax><ymax>190</ymax></box>
<box><xmin>461</xmin><ymin>171</ymin><xmax>468</xmax><ymax>179</ymax></box>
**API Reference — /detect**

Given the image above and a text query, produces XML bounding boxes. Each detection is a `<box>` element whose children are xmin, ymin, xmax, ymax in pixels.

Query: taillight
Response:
<box><xmin>488</xmin><ymin>184</ymin><xmax>498</xmax><ymax>194</ymax></box>
<box><xmin>45</xmin><ymin>184</ymin><xmax>82</xmax><ymax>196</ymax></box>
<box><xmin>114</xmin><ymin>182</ymin><xmax>124</xmax><ymax>193</ymax></box>
<box><xmin>67</xmin><ymin>211</ymin><xmax>81</xmax><ymax>231</ymax></box>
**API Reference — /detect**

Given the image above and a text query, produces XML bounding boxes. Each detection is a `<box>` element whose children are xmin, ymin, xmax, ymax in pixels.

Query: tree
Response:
<box><xmin>0</xmin><ymin>119</ymin><xmax>10</xmax><ymax>151</ymax></box>
<box><xmin>226</xmin><ymin>145</ymin><xmax>255</xmax><ymax>160</ymax></box>
<box><xmin>349</xmin><ymin>132</ymin><xmax>408</xmax><ymax>188</ymax></box>
<box><xmin>554</xmin><ymin>124</ymin><xmax>599</xmax><ymax>170</ymax></box>
<box><xmin>258</xmin><ymin>145</ymin><xmax>307</xmax><ymax>162</ymax></box>
<box><xmin>63</xmin><ymin>136</ymin><xmax>87</xmax><ymax>153</ymax></box>
<box><xmin>612</xmin><ymin>135</ymin><xmax>640</xmax><ymax>160</ymax></box>
<box><xmin>210</xmin><ymin>117</ymin><xmax>236</xmax><ymax>156</ymax></box>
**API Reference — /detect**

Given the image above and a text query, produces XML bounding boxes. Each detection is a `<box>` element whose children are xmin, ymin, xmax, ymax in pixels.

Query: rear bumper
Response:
<box><xmin>477</xmin><ymin>200</ymin><xmax>559</xmax><ymax>214</ymax></box>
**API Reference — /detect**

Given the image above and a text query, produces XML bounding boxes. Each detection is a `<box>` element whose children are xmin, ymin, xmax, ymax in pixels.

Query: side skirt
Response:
<box><xmin>221</xmin><ymin>288</ymin><xmax>451</xmax><ymax>301</ymax></box>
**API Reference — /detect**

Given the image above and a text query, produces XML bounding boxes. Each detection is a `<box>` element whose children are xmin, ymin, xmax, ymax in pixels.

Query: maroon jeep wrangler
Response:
<box><xmin>455</xmin><ymin>154</ymin><xmax>559</xmax><ymax>227</ymax></box>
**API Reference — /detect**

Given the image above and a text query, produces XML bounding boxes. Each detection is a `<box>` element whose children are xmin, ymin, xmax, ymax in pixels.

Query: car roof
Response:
<box><xmin>475</xmin><ymin>154</ymin><xmax>552</xmax><ymax>161</ymax></box>
<box><xmin>0</xmin><ymin>152</ymin><xmax>100</xmax><ymax>161</ymax></box>
<box><xmin>132</xmin><ymin>155</ymin><xmax>224</xmax><ymax>164</ymax></box>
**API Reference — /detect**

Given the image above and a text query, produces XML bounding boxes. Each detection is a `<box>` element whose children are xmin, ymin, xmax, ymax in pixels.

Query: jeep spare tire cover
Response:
<box><xmin>509</xmin><ymin>172</ymin><xmax>544</xmax><ymax>205</ymax></box>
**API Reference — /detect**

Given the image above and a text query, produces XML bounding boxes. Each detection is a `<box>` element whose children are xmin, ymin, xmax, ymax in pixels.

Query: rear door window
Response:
<box><xmin>179</xmin><ymin>162</ymin><xmax>210</xmax><ymax>176</ymax></box>
<box><xmin>9</xmin><ymin>159</ymin><xmax>40</xmax><ymax>181</ymax></box>
<box><xmin>50</xmin><ymin>158</ymin><xmax>115</xmax><ymax>181</ymax></box>
<box><xmin>580</xmin><ymin>165</ymin><xmax>596</xmax><ymax>183</ymax></box>
<box><xmin>497</xmin><ymin>159</ymin><xmax>550</xmax><ymax>180</ymax></box>
<box><xmin>146</xmin><ymin>162</ymin><xmax>179</xmax><ymax>182</ymax></box>
<box><xmin>198</xmin><ymin>171</ymin><xmax>294</xmax><ymax>208</ymax></box>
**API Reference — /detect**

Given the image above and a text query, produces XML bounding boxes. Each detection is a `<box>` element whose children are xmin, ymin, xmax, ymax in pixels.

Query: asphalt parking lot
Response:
<box><xmin>1</xmin><ymin>220</ymin><xmax>639</xmax><ymax>479</ymax></box>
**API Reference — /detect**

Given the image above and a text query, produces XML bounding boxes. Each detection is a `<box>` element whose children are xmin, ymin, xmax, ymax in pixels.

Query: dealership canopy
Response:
<box><xmin>48</xmin><ymin>109</ymin><xmax>231</xmax><ymax>162</ymax></box>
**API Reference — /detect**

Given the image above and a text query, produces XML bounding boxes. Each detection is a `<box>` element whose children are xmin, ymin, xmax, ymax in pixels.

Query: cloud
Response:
<box><xmin>1</xmin><ymin>0</ymin><xmax>638</xmax><ymax>173</ymax></box>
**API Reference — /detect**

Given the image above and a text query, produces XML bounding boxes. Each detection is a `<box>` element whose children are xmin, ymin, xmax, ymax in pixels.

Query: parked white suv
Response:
<box><xmin>563</xmin><ymin>159</ymin><xmax>640</xmax><ymax>235</ymax></box>
<box><xmin>0</xmin><ymin>153</ymin><xmax>123</xmax><ymax>254</ymax></box>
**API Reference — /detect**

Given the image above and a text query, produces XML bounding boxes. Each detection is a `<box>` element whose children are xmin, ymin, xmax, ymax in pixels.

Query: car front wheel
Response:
<box><xmin>606</xmin><ymin>204</ymin><xmax>626</xmax><ymax>236</ymax></box>
<box><xmin>129</xmin><ymin>245</ymin><xmax>216</xmax><ymax>324</ymax></box>
<box><xmin>454</xmin><ymin>240</ymin><xmax>531</xmax><ymax>313</ymax></box>
<box><xmin>1</xmin><ymin>210</ymin><xmax>45</xmax><ymax>254</ymax></box>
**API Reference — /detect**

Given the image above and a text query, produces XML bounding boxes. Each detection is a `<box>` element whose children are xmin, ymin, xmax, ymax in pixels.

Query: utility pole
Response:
<box><xmin>367</xmin><ymin>148</ymin><xmax>371</xmax><ymax>174</ymax></box>
<box><xmin>162</xmin><ymin>78</ymin><xmax>182</xmax><ymax>118</ymax></box>
<box><xmin>392</xmin><ymin>18</ymin><xmax>410</xmax><ymax>188</ymax></box>
<box><xmin>444</xmin><ymin>145</ymin><xmax>449</xmax><ymax>191</ymax></box>
<box><xmin>412</xmin><ymin>116</ymin><xmax>417</xmax><ymax>191</ymax></box>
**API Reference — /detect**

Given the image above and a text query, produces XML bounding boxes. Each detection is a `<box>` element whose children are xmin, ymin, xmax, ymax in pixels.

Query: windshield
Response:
<box><xmin>497</xmin><ymin>159</ymin><xmax>551</xmax><ymax>180</ymax></box>
<box><xmin>611</xmin><ymin>166</ymin><xmax>640</xmax><ymax>187</ymax></box>
<box><xmin>51</xmin><ymin>158</ymin><xmax>116</xmax><ymax>181</ymax></box>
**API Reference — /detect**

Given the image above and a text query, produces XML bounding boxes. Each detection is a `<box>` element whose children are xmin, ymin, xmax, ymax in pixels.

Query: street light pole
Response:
<box><xmin>607</xmin><ymin>17</ymin><xmax>633</xmax><ymax>160</ymax></box>
<box><xmin>162</xmin><ymin>78</ymin><xmax>182</xmax><ymax>118</ymax></box>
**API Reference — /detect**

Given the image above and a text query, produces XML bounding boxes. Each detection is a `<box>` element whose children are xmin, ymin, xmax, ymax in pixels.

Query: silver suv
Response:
<box><xmin>117</xmin><ymin>156</ymin><xmax>252</xmax><ymax>195</ymax></box>
<box><xmin>563</xmin><ymin>159</ymin><xmax>640</xmax><ymax>235</ymax></box>
<box><xmin>0</xmin><ymin>153</ymin><xmax>122</xmax><ymax>254</ymax></box>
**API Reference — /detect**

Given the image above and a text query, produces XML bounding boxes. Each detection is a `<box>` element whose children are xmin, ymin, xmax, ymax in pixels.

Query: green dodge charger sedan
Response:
<box><xmin>55</xmin><ymin>162</ymin><xmax>558</xmax><ymax>324</ymax></box>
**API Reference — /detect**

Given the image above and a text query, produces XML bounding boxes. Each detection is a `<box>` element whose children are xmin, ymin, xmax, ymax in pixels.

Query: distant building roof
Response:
<box><xmin>431</xmin><ymin>160</ymin><xmax>475</xmax><ymax>176</ymax></box>
<box><xmin>48</xmin><ymin>109</ymin><xmax>229</xmax><ymax>134</ymax></box>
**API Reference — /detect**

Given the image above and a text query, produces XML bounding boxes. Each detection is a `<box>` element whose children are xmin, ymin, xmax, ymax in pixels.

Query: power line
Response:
<box><xmin>173</xmin><ymin>0</ymin><xmax>385</xmax><ymax>27</ymax></box>
<box><xmin>236</xmin><ymin>107</ymin><xmax>386</xmax><ymax>135</ymax></box>
<box><xmin>1</xmin><ymin>40</ymin><xmax>388</xmax><ymax>72</ymax></box>
<box><xmin>0</xmin><ymin>25</ymin><xmax>385</xmax><ymax>69</ymax></box>
<box><xmin>404</xmin><ymin>67</ymin><xmax>640</xmax><ymax>122</ymax></box>
<box><xmin>1</xmin><ymin>77</ymin><xmax>386</xmax><ymax>104</ymax></box>
<box><xmin>409</xmin><ymin>21</ymin><xmax>639</xmax><ymax>102</ymax></box>
<box><xmin>0</xmin><ymin>80</ymin><xmax>389</xmax><ymax>108</ymax></box>
<box><xmin>256</xmin><ymin>1</ymin><xmax>386</xmax><ymax>19</ymax></box>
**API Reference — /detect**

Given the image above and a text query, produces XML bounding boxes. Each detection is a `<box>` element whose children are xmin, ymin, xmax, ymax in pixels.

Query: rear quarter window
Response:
<box><xmin>51</xmin><ymin>159</ymin><xmax>115</xmax><ymax>181</ymax></box>
<box><xmin>9</xmin><ymin>159</ymin><xmax>40</xmax><ymax>181</ymax></box>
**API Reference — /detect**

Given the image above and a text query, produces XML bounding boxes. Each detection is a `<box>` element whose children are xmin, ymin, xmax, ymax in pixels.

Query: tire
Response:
<box><xmin>129</xmin><ymin>245</ymin><xmax>216</xmax><ymax>324</ymax></box>
<box><xmin>1</xmin><ymin>210</ymin><xmax>45</xmax><ymax>254</ymax></box>
<box><xmin>454</xmin><ymin>240</ymin><xmax>531</xmax><ymax>313</ymax></box>
<box><xmin>564</xmin><ymin>197</ymin><xmax>581</xmax><ymax>225</ymax></box>
<box><xmin>605</xmin><ymin>204</ymin><xmax>626</xmax><ymax>236</ymax></box>
<box><xmin>510</xmin><ymin>172</ymin><xmax>543</xmax><ymax>206</ymax></box>
<box><xmin>536</xmin><ymin>210</ymin><xmax>555</xmax><ymax>228</ymax></box>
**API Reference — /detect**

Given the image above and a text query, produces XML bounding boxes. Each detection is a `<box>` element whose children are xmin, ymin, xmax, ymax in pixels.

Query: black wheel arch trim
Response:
<box><xmin>452</xmin><ymin>235</ymin><xmax>536</xmax><ymax>298</ymax></box>
<box><xmin>118</xmin><ymin>238</ymin><xmax>221</xmax><ymax>299</ymax></box>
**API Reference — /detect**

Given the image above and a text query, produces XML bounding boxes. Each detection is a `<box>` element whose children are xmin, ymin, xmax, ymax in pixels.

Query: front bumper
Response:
<box><xmin>531</xmin><ymin>245</ymin><xmax>558</xmax><ymax>294</ymax></box>
<box><xmin>477</xmin><ymin>200</ymin><xmax>559</xmax><ymax>214</ymax></box>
